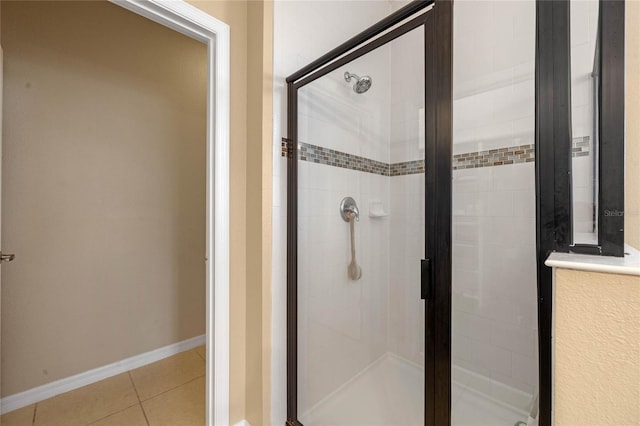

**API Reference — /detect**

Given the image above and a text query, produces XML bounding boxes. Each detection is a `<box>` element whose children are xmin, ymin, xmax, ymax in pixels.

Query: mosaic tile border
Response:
<box><xmin>452</xmin><ymin>144</ymin><xmax>535</xmax><ymax>170</ymax></box>
<box><xmin>282</xmin><ymin>136</ymin><xmax>591</xmax><ymax>175</ymax></box>
<box><xmin>390</xmin><ymin>159</ymin><xmax>425</xmax><ymax>176</ymax></box>
<box><xmin>282</xmin><ymin>139</ymin><xmax>390</xmax><ymax>176</ymax></box>
<box><xmin>454</xmin><ymin>137</ymin><xmax>590</xmax><ymax>169</ymax></box>
<box><xmin>300</xmin><ymin>142</ymin><xmax>390</xmax><ymax>176</ymax></box>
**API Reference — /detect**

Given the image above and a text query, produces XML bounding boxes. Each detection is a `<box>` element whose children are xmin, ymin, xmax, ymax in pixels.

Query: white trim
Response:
<box><xmin>233</xmin><ymin>421</ymin><xmax>252</xmax><ymax>426</ymax></box>
<box><xmin>545</xmin><ymin>244</ymin><xmax>640</xmax><ymax>276</ymax></box>
<box><xmin>108</xmin><ymin>2</ymin><xmax>230</xmax><ymax>425</ymax></box>
<box><xmin>0</xmin><ymin>335</ymin><xmax>205</xmax><ymax>415</ymax></box>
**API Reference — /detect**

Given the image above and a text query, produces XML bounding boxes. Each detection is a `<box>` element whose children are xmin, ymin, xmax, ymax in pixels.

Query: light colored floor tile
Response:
<box><xmin>87</xmin><ymin>405</ymin><xmax>147</xmax><ymax>426</ymax></box>
<box><xmin>194</xmin><ymin>345</ymin><xmax>206</xmax><ymax>361</ymax></box>
<box><xmin>129</xmin><ymin>350</ymin><xmax>205</xmax><ymax>401</ymax></box>
<box><xmin>0</xmin><ymin>404</ymin><xmax>35</xmax><ymax>426</ymax></box>
<box><xmin>142</xmin><ymin>377</ymin><xmax>204</xmax><ymax>426</ymax></box>
<box><xmin>34</xmin><ymin>373</ymin><xmax>138</xmax><ymax>426</ymax></box>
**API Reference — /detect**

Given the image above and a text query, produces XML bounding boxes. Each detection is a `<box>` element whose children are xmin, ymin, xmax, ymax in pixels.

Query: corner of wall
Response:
<box><xmin>626</xmin><ymin>0</ymin><xmax>640</xmax><ymax>249</ymax></box>
<box><xmin>260</xmin><ymin>2</ymin><xmax>274</xmax><ymax>425</ymax></box>
<box><xmin>246</xmin><ymin>1</ymin><xmax>274</xmax><ymax>425</ymax></box>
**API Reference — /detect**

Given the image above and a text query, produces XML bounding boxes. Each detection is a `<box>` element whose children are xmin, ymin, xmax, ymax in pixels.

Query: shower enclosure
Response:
<box><xmin>285</xmin><ymin>1</ymin><xmax>538</xmax><ymax>425</ymax></box>
<box><xmin>286</xmin><ymin>3</ymin><xmax>447</xmax><ymax>424</ymax></box>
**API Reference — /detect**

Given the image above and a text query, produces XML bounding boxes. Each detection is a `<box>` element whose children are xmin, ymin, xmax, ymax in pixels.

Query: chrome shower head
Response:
<box><xmin>344</xmin><ymin>71</ymin><xmax>372</xmax><ymax>94</ymax></box>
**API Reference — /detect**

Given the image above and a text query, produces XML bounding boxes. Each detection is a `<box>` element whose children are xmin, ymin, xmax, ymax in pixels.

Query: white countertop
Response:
<box><xmin>545</xmin><ymin>244</ymin><xmax>640</xmax><ymax>276</ymax></box>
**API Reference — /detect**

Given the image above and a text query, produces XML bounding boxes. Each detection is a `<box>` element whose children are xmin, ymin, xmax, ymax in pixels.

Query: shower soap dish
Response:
<box><xmin>368</xmin><ymin>200</ymin><xmax>388</xmax><ymax>218</ymax></box>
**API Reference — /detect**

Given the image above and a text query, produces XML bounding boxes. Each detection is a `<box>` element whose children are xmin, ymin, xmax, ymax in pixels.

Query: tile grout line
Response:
<box><xmin>128</xmin><ymin>371</ymin><xmax>151</xmax><ymax>426</ymax></box>
<box><xmin>32</xmin><ymin>403</ymin><xmax>37</xmax><ymax>426</ymax></box>
<box><xmin>83</xmin><ymin>403</ymin><xmax>140</xmax><ymax>426</ymax></box>
<box><xmin>137</xmin><ymin>374</ymin><xmax>206</xmax><ymax>403</ymax></box>
<box><xmin>194</xmin><ymin>347</ymin><xmax>206</xmax><ymax>362</ymax></box>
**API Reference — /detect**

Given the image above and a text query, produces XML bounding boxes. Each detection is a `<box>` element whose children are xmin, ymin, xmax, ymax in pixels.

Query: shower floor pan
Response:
<box><xmin>299</xmin><ymin>353</ymin><xmax>528</xmax><ymax>426</ymax></box>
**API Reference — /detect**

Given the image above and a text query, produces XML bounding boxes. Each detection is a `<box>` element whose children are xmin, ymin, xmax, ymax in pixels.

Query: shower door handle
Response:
<box><xmin>421</xmin><ymin>258</ymin><xmax>431</xmax><ymax>300</ymax></box>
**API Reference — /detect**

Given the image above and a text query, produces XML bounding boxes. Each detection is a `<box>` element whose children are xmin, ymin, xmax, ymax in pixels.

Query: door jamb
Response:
<box><xmin>109</xmin><ymin>1</ymin><xmax>230</xmax><ymax>425</ymax></box>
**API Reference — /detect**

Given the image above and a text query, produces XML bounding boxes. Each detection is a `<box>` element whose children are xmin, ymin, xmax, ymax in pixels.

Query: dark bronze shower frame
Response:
<box><xmin>285</xmin><ymin>1</ymin><xmax>452</xmax><ymax>425</ymax></box>
<box><xmin>536</xmin><ymin>0</ymin><xmax>625</xmax><ymax>423</ymax></box>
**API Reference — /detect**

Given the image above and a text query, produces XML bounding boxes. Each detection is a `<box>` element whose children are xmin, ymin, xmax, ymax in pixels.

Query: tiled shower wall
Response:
<box><xmin>295</xmin><ymin>42</ymin><xmax>393</xmax><ymax>414</ymax></box>
<box><xmin>296</xmin><ymin>22</ymin><xmax>434</xmax><ymax>415</ymax></box>
<box><xmin>388</xmin><ymin>19</ymin><xmax>426</xmax><ymax>366</ymax></box>
<box><xmin>271</xmin><ymin>3</ymin><xmax>393</xmax><ymax>424</ymax></box>
<box><xmin>452</xmin><ymin>164</ymin><xmax>538</xmax><ymax>398</ymax></box>
<box><xmin>451</xmin><ymin>0</ymin><xmax>538</xmax><ymax>403</ymax></box>
<box><xmin>297</xmin><ymin>161</ymin><xmax>391</xmax><ymax>415</ymax></box>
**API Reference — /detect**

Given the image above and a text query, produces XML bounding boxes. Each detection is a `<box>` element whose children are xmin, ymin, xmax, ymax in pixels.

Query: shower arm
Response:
<box><xmin>344</xmin><ymin>72</ymin><xmax>360</xmax><ymax>83</ymax></box>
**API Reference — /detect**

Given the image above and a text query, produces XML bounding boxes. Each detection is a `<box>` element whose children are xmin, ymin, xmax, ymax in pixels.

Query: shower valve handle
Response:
<box><xmin>340</xmin><ymin>197</ymin><xmax>360</xmax><ymax>222</ymax></box>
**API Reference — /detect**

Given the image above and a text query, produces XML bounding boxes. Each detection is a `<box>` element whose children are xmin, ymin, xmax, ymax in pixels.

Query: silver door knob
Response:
<box><xmin>0</xmin><ymin>252</ymin><xmax>15</xmax><ymax>263</ymax></box>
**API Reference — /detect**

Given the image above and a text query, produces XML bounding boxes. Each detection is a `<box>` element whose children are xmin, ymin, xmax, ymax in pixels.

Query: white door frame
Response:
<box><xmin>109</xmin><ymin>1</ymin><xmax>230</xmax><ymax>425</ymax></box>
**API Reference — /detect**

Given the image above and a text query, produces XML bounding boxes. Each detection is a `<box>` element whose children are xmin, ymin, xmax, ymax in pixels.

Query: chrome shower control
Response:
<box><xmin>340</xmin><ymin>197</ymin><xmax>360</xmax><ymax>222</ymax></box>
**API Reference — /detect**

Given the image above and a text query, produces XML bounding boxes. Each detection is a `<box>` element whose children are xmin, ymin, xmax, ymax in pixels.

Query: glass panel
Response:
<box><xmin>570</xmin><ymin>0</ymin><xmax>600</xmax><ymax>245</ymax></box>
<box><xmin>296</xmin><ymin>26</ymin><xmax>425</xmax><ymax>426</ymax></box>
<box><xmin>451</xmin><ymin>1</ymin><xmax>539</xmax><ymax>425</ymax></box>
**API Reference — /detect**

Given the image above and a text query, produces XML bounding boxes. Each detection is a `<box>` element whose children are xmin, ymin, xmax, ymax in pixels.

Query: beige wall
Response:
<box><xmin>626</xmin><ymin>0</ymin><xmax>640</xmax><ymax>249</ymax></box>
<box><xmin>186</xmin><ymin>2</ymin><xmax>274</xmax><ymax>424</ymax></box>
<box><xmin>0</xmin><ymin>1</ymin><xmax>207</xmax><ymax>396</ymax></box>
<box><xmin>0</xmin><ymin>0</ymin><xmax>273</xmax><ymax>422</ymax></box>
<box><xmin>554</xmin><ymin>269</ymin><xmax>639</xmax><ymax>425</ymax></box>
<box><xmin>245</xmin><ymin>2</ymin><xmax>273</xmax><ymax>425</ymax></box>
<box><xmin>184</xmin><ymin>2</ymin><xmax>251</xmax><ymax>423</ymax></box>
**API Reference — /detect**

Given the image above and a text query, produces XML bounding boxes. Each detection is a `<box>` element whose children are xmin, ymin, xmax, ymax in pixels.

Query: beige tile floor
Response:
<box><xmin>1</xmin><ymin>346</ymin><xmax>206</xmax><ymax>426</ymax></box>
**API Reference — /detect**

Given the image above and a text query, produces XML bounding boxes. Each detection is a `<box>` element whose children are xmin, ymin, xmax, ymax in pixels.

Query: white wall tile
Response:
<box><xmin>452</xmin><ymin>162</ymin><xmax>537</xmax><ymax>401</ymax></box>
<box><xmin>511</xmin><ymin>352</ymin><xmax>539</xmax><ymax>387</ymax></box>
<box><xmin>472</xmin><ymin>339</ymin><xmax>512</xmax><ymax>377</ymax></box>
<box><xmin>491</xmin><ymin>321</ymin><xmax>537</xmax><ymax>358</ymax></box>
<box><xmin>453</xmin><ymin>334</ymin><xmax>474</xmax><ymax>363</ymax></box>
<box><xmin>512</xmin><ymin>188</ymin><xmax>536</xmax><ymax>218</ymax></box>
<box><xmin>452</xmin><ymin>168</ymin><xmax>494</xmax><ymax>193</ymax></box>
<box><xmin>491</xmin><ymin>162</ymin><xmax>535</xmax><ymax>191</ymax></box>
<box><xmin>272</xmin><ymin>2</ymin><xmax>394</xmax><ymax>422</ymax></box>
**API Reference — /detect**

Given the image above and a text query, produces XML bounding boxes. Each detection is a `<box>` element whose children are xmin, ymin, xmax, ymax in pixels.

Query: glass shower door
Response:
<box><xmin>291</xmin><ymin>22</ymin><xmax>428</xmax><ymax>426</ymax></box>
<box><xmin>450</xmin><ymin>1</ymin><xmax>539</xmax><ymax>425</ymax></box>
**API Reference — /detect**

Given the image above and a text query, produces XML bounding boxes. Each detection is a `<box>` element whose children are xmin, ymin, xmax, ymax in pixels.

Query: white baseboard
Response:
<box><xmin>0</xmin><ymin>334</ymin><xmax>206</xmax><ymax>415</ymax></box>
<box><xmin>233</xmin><ymin>421</ymin><xmax>251</xmax><ymax>426</ymax></box>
